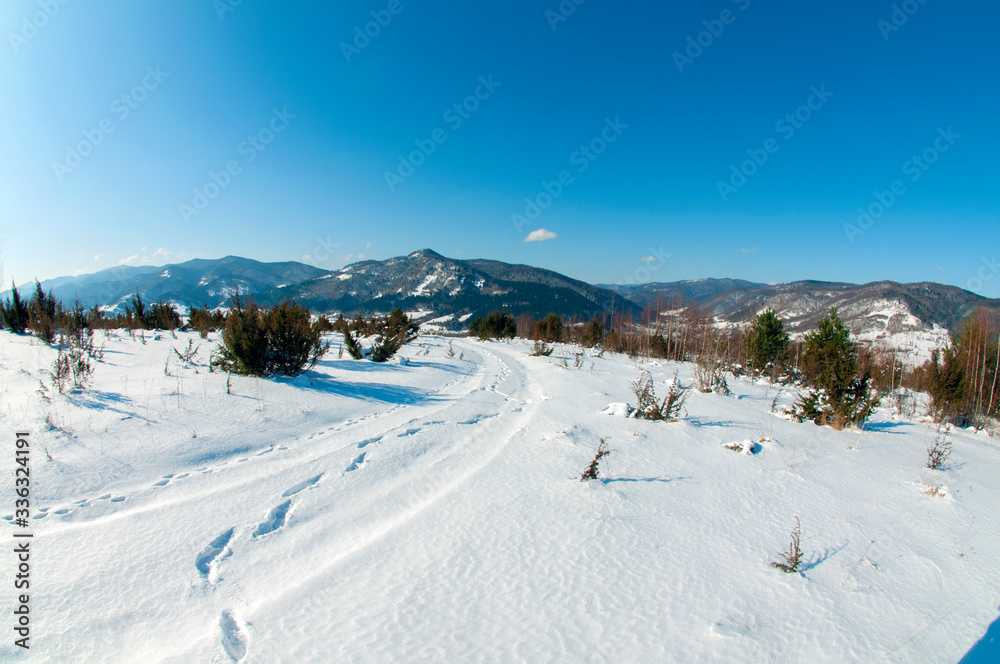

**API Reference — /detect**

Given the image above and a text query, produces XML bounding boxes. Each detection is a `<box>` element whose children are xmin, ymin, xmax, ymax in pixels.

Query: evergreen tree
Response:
<box><xmin>1</xmin><ymin>281</ymin><xmax>29</xmax><ymax>333</ymax></box>
<box><xmin>745</xmin><ymin>308</ymin><xmax>789</xmax><ymax>375</ymax></box>
<box><xmin>470</xmin><ymin>311</ymin><xmax>516</xmax><ymax>340</ymax></box>
<box><xmin>795</xmin><ymin>308</ymin><xmax>879</xmax><ymax>429</ymax></box>
<box><xmin>581</xmin><ymin>316</ymin><xmax>604</xmax><ymax>348</ymax></box>
<box><xmin>213</xmin><ymin>292</ymin><xmax>271</xmax><ymax>376</ymax></box>
<box><xmin>533</xmin><ymin>312</ymin><xmax>563</xmax><ymax>342</ymax></box>
<box><xmin>127</xmin><ymin>291</ymin><xmax>147</xmax><ymax>329</ymax></box>
<box><xmin>28</xmin><ymin>280</ymin><xmax>57</xmax><ymax>343</ymax></box>
<box><xmin>265</xmin><ymin>300</ymin><xmax>328</xmax><ymax>375</ymax></box>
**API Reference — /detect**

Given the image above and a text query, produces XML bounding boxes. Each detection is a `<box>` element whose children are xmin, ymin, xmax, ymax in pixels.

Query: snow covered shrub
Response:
<box><xmin>469</xmin><ymin>310</ymin><xmax>516</xmax><ymax>340</ymax></box>
<box><xmin>794</xmin><ymin>308</ymin><xmax>879</xmax><ymax>430</ymax></box>
<box><xmin>580</xmin><ymin>438</ymin><xmax>610</xmax><ymax>481</ymax></box>
<box><xmin>214</xmin><ymin>293</ymin><xmax>271</xmax><ymax>376</ymax></box>
<box><xmin>216</xmin><ymin>297</ymin><xmax>328</xmax><ymax>376</ymax></box>
<box><xmin>724</xmin><ymin>439</ymin><xmax>760</xmax><ymax>455</ymax></box>
<box><xmin>188</xmin><ymin>306</ymin><xmax>225</xmax><ymax>338</ymax></box>
<box><xmin>0</xmin><ymin>280</ymin><xmax>30</xmax><ymax>333</ymax></box>
<box><xmin>380</xmin><ymin>308</ymin><xmax>420</xmax><ymax>341</ymax></box>
<box><xmin>50</xmin><ymin>332</ymin><xmax>96</xmax><ymax>393</ymax></box>
<box><xmin>770</xmin><ymin>517</ymin><xmax>803</xmax><ymax>574</ymax></box>
<box><xmin>530</xmin><ymin>340</ymin><xmax>554</xmax><ymax>357</ymax></box>
<box><xmin>926</xmin><ymin>428</ymin><xmax>952</xmax><ymax>470</ymax></box>
<box><xmin>147</xmin><ymin>301</ymin><xmax>182</xmax><ymax>330</ymax></box>
<box><xmin>369</xmin><ymin>333</ymin><xmax>404</xmax><ymax>363</ymax></box>
<box><xmin>631</xmin><ymin>371</ymin><xmax>687</xmax><ymax>421</ymax></box>
<box><xmin>264</xmin><ymin>300</ymin><xmax>328</xmax><ymax>375</ymax></box>
<box><xmin>694</xmin><ymin>353</ymin><xmax>730</xmax><ymax>395</ymax></box>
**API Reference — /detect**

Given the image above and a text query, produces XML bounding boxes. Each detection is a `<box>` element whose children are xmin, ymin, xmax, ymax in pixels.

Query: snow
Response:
<box><xmin>1</xmin><ymin>331</ymin><xmax>998</xmax><ymax>662</ymax></box>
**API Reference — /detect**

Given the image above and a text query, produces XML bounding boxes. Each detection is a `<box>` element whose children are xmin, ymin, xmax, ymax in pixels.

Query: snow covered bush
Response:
<box><xmin>50</xmin><ymin>331</ymin><xmax>97</xmax><ymax>393</ymax></box>
<box><xmin>631</xmin><ymin>371</ymin><xmax>687</xmax><ymax>421</ymax></box>
<box><xmin>265</xmin><ymin>300</ymin><xmax>329</xmax><ymax>375</ymax></box>
<box><xmin>214</xmin><ymin>294</ymin><xmax>327</xmax><ymax>377</ymax></box>
<box><xmin>370</xmin><ymin>333</ymin><xmax>404</xmax><ymax>363</ymax></box>
<box><xmin>694</xmin><ymin>353</ymin><xmax>730</xmax><ymax>395</ymax></box>
<box><xmin>529</xmin><ymin>340</ymin><xmax>553</xmax><ymax>357</ymax></box>
<box><xmin>214</xmin><ymin>293</ymin><xmax>271</xmax><ymax>376</ymax></box>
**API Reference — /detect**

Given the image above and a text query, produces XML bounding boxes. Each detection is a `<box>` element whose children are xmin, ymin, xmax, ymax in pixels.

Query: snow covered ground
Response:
<box><xmin>1</xmin><ymin>330</ymin><xmax>998</xmax><ymax>663</ymax></box>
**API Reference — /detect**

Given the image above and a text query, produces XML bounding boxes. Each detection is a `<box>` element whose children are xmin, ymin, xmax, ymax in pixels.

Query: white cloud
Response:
<box><xmin>118</xmin><ymin>254</ymin><xmax>139</xmax><ymax>265</ymax></box>
<box><xmin>639</xmin><ymin>256</ymin><xmax>657</xmax><ymax>263</ymax></box>
<box><xmin>152</xmin><ymin>248</ymin><xmax>171</xmax><ymax>260</ymax></box>
<box><xmin>357</xmin><ymin>253</ymin><xmax>367</xmax><ymax>260</ymax></box>
<box><xmin>301</xmin><ymin>254</ymin><xmax>313</xmax><ymax>262</ymax></box>
<box><xmin>523</xmin><ymin>228</ymin><xmax>558</xmax><ymax>243</ymax></box>
<box><xmin>366</xmin><ymin>242</ymin><xmax>372</xmax><ymax>249</ymax></box>
<box><xmin>94</xmin><ymin>255</ymin><xmax>100</xmax><ymax>261</ymax></box>
<box><xmin>741</xmin><ymin>247</ymin><xmax>758</xmax><ymax>254</ymax></box>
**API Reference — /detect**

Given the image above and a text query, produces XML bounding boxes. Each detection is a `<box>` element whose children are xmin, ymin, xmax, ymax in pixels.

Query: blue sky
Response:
<box><xmin>0</xmin><ymin>0</ymin><xmax>997</xmax><ymax>295</ymax></box>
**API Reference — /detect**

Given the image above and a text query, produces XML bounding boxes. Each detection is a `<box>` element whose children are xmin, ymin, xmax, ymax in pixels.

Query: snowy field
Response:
<box><xmin>1</xmin><ymin>331</ymin><xmax>998</xmax><ymax>663</ymax></box>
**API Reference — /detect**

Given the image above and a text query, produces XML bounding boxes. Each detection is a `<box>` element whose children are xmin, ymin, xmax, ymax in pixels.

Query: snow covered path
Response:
<box><xmin>1</xmin><ymin>332</ymin><xmax>999</xmax><ymax>663</ymax></box>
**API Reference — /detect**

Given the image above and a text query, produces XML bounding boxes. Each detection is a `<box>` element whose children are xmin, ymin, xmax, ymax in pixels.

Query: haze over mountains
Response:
<box><xmin>7</xmin><ymin>251</ymin><xmax>998</xmax><ymax>347</ymax></box>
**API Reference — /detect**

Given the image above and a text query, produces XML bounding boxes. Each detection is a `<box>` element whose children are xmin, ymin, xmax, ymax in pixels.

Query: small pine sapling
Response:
<box><xmin>343</xmin><ymin>330</ymin><xmax>364</xmax><ymax>360</ymax></box>
<box><xmin>770</xmin><ymin>517</ymin><xmax>804</xmax><ymax>574</ymax></box>
<box><xmin>926</xmin><ymin>428</ymin><xmax>952</xmax><ymax>470</ymax></box>
<box><xmin>580</xmin><ymin>438</ymin><xmax>611</xmax><ymax>481</ymax></box>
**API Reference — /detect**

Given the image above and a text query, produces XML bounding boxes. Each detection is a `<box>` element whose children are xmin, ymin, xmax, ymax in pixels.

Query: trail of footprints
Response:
<box><xmin>4</xmin><ymin>445</ymin><xmax>293</xmax><ymax>526</ymax></box>
<box><xmin>201</xmin><ymin>431</ymin><xmax>397</xmax><ymax>660</ymax></box>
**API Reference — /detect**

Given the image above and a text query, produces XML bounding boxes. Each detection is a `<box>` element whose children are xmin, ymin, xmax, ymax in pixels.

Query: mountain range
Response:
<box><xmin>5</xmin><ymin>252</ymin><xmax>997</xmax><ymax>349</ymax></box>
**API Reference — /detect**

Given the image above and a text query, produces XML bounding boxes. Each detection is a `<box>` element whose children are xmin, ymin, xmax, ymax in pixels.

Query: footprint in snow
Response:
<box><xmin>196</xmin><ymin>528</ymin><xmax>235</xmax><ymax>577</ymax></box>
<box><xmin>110</xmin><ymin>496</ymin><xmax>126</xmax><ymax>503</ymax></box>
<box><xmin>253</xmin><ymin>501</ymin><xmax>291</xmax><ymax>538</ymax></box>
<box><xmin>357</xmin><ymin>436</ymin><xmax>381</xmax><ymax>449</ymax></box>
<box><xmin>281</xmin><ymin>474</ymin><xmax>324</xmax><ymax>498</ymax></box>
<box><xmin>344</xmin><ymin>452</ymin><xmax>366</xmax><ymax>473</ymax></box>
<box><xmin>53</xmin><ymin>508</ymin><xmax>71</xmax><ymax>516</ymax></box>
<box><xmin>220</xmin><ymin>610</ymin><xmax>249</xmax><ymax>662</ymax></box>
<box><xmin>398</xmin><ymin>428</ymin><xmax>421</xmax><ymax>437</ymax></box>
<box><xmin>153</xmin><ymin>474</ymin><xmax>175</xmax><ymax>487</ymax></box>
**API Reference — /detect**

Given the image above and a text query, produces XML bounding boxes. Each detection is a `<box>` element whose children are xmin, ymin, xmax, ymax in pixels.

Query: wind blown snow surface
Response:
<box><xmin>1</xmin><ymin>331</ymin><xmax>999</xmax><ymax>663</ymax></box>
